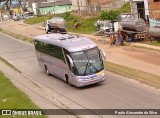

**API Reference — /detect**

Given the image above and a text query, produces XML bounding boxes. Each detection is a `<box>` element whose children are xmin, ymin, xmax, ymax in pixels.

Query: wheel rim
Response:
<box><xmin>45</xmin><ymin>67</ymin><xmax>50</xmax><ymax>75</ymax></box>
<box><xmin>46</xmin><ymin>69</ymin><xmax>49</xmax><ymax>74</ymax></box>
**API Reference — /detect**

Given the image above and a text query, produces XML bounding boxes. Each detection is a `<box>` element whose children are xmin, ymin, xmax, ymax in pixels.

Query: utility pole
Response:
<box><xmin>77</xmin><ymin>0</ymin><xmax>81</xmax><ymax>16</ymax></box>
<box><xmin>54</xmin><ymin>0</ymin><xmax>55</xmax><ymax>14</ymax></box>
<box><xmin>112</xmin><ymin>0</ymin><xmax>116</xmax><ymax>9</ymax></box>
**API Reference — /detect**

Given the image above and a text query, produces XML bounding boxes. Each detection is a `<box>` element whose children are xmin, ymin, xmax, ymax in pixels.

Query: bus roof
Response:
<box><xmin>34</xmin><ymin>33</ymin><xmax>97</xmax><ymax>52</ymax></box>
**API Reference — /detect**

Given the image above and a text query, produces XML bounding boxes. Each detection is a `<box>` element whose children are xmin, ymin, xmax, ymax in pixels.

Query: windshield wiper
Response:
<box><xmin>83</xmin><ymin>60</ymin><xmax>98</xmax><ymax>76</ymax></box>
<box><xmin>89</xmin><ymin>62</ymin><xmax>98</xmax><ymax>72</ymax></box>
<box><xmin>83</xmin><ymin>60</ymin><xmax>90</xmax><ymax>76</ymax></box>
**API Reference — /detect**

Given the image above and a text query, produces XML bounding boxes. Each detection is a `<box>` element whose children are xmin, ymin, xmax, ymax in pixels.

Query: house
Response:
<box><xmin>72</xmin><ymin>0</ymin><xmax>114</xmax><ymax>12</ymax></box>
<box><xmin>27</xmin><ymin>0</ymin><xmax>72</xmax><ymax>15</ymax></box>
<box><xmin>72</xmin><ymin>0</ymin><xmax>129</xmax><ymax>15</ymax></box>
<box><xmin>148</xmin><ymin>0</ymin><xmax>160</xmax><ymax>20</ymax></box>
<box><xmin>130</xmin><ymin>0</ymin><xmax>160</xmax><ymax>26</ymax></box>
<box><xmin>0</xmin><ymin>0</ymin><xmax>10</xmax><ymax>21</ymax></box>
<box><xmin>130</xmin><ymin>0</ymin><xmax>149</xmax><ymax>21</ymax></box>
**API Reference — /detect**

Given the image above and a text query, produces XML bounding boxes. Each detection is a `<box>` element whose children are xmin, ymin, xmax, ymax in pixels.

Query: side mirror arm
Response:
<box><xmin>100</xmin><ymin>50</ymin><xmax>106</xmax><ymax>60</ymax></box>
<box><xmin>66</xmin><ymin>55</ymin><xmax>74</xmax><ymax>67</ymax></box>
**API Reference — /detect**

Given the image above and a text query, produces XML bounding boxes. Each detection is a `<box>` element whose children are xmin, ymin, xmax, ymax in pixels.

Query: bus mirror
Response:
<box><xmin>100</xmin><ymin>50</ymin><xmax>106</xmax><ymax>60</ymax></box>
<box><xmin>66</xmin><ymin>55</ymin><xmax>74</xmax><ymax>67</ymax></box>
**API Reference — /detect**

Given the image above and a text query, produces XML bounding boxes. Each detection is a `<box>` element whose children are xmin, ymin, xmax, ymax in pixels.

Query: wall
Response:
<box><xmin>39</xmin><ymin>5</ymin><xmax>72</xmax><ymax>15</ymax></box>
<box><xmin>131</xmin><ymin>0</ymin><xmax>150</xmax><ymax>19</ymax></box>
<box><xmin>71</xmin><ymin>0</ymin><xmax>87</xmax><ymax>11</ymax></box>
<box><xmin>149</xmin><ymin>0</ymin><xmax>160</xmax><ymax>19</ymax></box>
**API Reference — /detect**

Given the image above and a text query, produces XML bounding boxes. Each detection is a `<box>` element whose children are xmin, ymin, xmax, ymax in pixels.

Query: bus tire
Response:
<box><xmin>65</xmin><ymin>74</ymin><xmax>73</xmax><ymax>86</ymax></box>
<box><xmin>45</xmin><ymin>65</ymin><xmax>51</xmax><ymax>76</ymax></box>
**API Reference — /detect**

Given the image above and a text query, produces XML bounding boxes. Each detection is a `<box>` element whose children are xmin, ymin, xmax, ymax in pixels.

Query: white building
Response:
<box><xmin>130</xmin><ymin>0</ymin><xmax>149</xmax><ymax>21</ymax></box>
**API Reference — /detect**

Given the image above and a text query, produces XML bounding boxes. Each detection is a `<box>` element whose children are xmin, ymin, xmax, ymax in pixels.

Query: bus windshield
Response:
<box><xmin>71</xmin><ymin>47</ymin><xmax>104</xmax><ymax>76</ymax></box>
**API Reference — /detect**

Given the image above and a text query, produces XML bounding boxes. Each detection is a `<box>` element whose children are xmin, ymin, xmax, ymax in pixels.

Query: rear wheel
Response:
<box><xmin>45</xmin><ymin>66</ymin><xmax>51</xmax><ymax>76</ymax></box>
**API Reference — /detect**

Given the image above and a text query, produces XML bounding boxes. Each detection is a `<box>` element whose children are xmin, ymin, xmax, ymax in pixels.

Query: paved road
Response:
<box><xmin>0</xmin><ymin>33</ymin><xmax>160</xmax><ymax>118</ymax></box>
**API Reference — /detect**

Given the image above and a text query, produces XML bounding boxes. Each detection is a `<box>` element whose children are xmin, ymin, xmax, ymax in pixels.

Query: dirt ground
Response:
<box><xmin>83</xmin><ymin>33</ymin><xmax>160</xmax><ymax>68</ymax></box>
<box><xmin>0</xmin><ymin>20</ymin><xmax>160</xmax><ymax>75</ymax></box>
<box><xmin>120</xmin><ymin>47</ymin><xmax>160</xmax><ymax>66</ymax></box>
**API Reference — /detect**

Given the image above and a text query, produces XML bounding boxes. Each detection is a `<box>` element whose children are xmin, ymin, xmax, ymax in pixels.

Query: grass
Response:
<box><xmin>66</xmin><ymin>18</ymin><xmax>97</xmax><ymax>34</ymax></box>
<box><xmin>148</xmin><ymin>41</ymin><xmax>160</xmax><ymax>46</ymax></box>
<box><xmin>23</xmin><ymin>15</ymin><xmax>53</xmax><ymax>25</ymax></box>
<box><xmin>132</xmin><ymin>45</ymin><xmax>160</xmax><ymax>51</ymax></box>
<box><xmin>0</xmin><ymin>28</ymin><xmax>33</xmax><ymax>43</ymax></box>
<box><xmin>119</xmin><ymin>2</ymin><xmax>131</xmax><ymax>13</ymax></box>
<box><xmin>23</xmin><ymin>2</ymin><xmax>131</xmax><ymax>34</ymax></box>
<box><xmin>104</xmin><ymin>61</ymin><xmax>160</xmax><ymax>89</ymax></box>
<box><xmin>0</xmin><ymin>57</ymin><xmax>21</xmax><ymax>73</ymax></box>
<box><xmin>0</xmin><ymin>72</ymin><xmax>47</xmax><ymax>118</ymax></box>
<box><xmin>24</xmin><ymin>12</ymin><xmax>97</xmax><ymax>34</ymax></box>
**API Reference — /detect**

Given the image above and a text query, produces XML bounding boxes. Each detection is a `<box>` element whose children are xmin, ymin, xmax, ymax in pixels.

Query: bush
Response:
<box><xmin>99</xmin><ymin>10</ymin><xmax>120</xmax><ymax>21</ymax></box>
<box><xmin>119</xmin><ymin>2</ymin><xmax>131</xmax><ymax>13</ymax></box>
<box><xmin>24</xmin><ymin>15</ymin><xmax>53</xmax><ymax>25</ymax></box>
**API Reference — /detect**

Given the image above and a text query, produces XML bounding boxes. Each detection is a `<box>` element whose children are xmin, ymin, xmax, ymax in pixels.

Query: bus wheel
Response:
<box><xmin>45</xmin><ymin>66</ymin><xmax>51</xmax><ymax>76</ymax></box>
<box><xmin>65</xmin><ymin>75</ymin><xmax>72</xmax><ymax>86</ymax></box>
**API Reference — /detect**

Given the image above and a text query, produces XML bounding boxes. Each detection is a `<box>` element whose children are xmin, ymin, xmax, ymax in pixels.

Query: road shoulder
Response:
<box><xmin>0</xmin><ymin>60</ymin><xmax>80</xmax><ymax>118</ymax></box>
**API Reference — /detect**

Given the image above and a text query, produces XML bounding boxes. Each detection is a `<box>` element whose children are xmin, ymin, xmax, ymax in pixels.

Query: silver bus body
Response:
<box><xmin>34</xmin><ymin>33</ymin><xmax>106</xmax><ymax>87</ymax></box>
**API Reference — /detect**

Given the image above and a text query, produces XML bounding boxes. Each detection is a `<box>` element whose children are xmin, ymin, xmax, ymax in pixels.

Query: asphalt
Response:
<box><xmin>0</xmin><ymin>20</ymin><xmax>160</xmax><ymax>76</ymax></box>
<box><xmin>0</xmin><ymin>32</ymin><xmax>160</xmax><ymax>118</ymax></box>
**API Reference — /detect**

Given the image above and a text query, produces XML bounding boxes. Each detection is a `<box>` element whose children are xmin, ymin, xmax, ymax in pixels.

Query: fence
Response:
<box><xmin>38</xmin><ymin>5</ymin><xmax>72</xmax><ymax>15</ymax></box>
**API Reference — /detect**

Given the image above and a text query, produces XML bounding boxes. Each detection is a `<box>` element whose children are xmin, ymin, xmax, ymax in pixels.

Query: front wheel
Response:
<box><xmin>45</xmin><ymin>66</ymin><xmax>51</xmax><ymax>76</ymax></box>
<box><xmin>65</xmin><ymin>75</ymin><xmax>73</xmax><ymax>87</ymax></box>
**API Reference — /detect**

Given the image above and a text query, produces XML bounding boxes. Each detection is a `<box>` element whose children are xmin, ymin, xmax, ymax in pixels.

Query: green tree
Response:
<box><xmin>99</xmin><ymin>10</ymin><xmax>120</xmax><ymax>21</ymax></box>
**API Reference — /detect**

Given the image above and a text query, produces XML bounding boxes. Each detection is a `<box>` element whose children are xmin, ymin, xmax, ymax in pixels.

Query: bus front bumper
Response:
<box><xmin>75</xmin><ymin>74</ymin><xmax>106</xmax><ymax>87</ymax></box>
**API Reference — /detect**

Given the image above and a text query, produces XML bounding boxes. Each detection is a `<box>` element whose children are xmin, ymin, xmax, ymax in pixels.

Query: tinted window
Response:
<box><xmin>34</xmin><ymin>40</ymin><xmax>42</xmax><ymax>51</ymax></box>
<box><xmin>45</xmin><ymin>44</ymin><xmax>64</xmax><ymax>61</ymax></box>
<box><xmin>34</xmin><ymin>40</ymin><xmax>64</xmax><ymax>61</ymax></box>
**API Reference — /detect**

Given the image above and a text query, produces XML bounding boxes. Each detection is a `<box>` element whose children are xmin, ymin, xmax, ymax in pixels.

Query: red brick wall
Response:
<box><xmin>149</xmin><ymin>0</ymin><xmax>160</xmax><ymax>19</ymax></box>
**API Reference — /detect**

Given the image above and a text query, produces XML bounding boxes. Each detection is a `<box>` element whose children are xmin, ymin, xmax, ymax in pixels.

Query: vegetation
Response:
<box><xmin>99</xmin><ymin>10</ymin><xmax>120</xmax><ymax>21</ymax></box>
<box><xmin>0</xmin><ymin>56</ymin><xmax>20</xmax><ymax>73</ymax></box>
<box><xmin>104</xmin><ymin>61</ymin><xmax>160</xmax><ymax>88</ymax></box>
<box><xmin>24</xmin><ymin>2</ymin><xmax>131</xmax><ymax>34</ymax></box>
<box><xmin>24</xmin><ymin>15</ymin><xmax>53</xmax><ymax>25</ymax></box>
<box><xmin>0</xmin><ymin>72</ymin><xmax>47</xmax><ymax>118</ymax></box>
<box><xmin>148</xmin><ymin>41</ymin><xmax>160</xmax><ymax>46</ymax></box>
<box><xmin>24</xmin><ymin>12</ymin><xmax>98</xmax><ymax>34</ymax></box>
<box><xmin>119</xmin><ymin>2</ymin><xmax>131</xmax><ymax>13</ymax></box>
<box><xmin>0</xmin><ymin>28</ymin><xmax>33</xmax><ymax>43</ymax></box>
<box><xmin>99</xmin><ymin>2</ymin><xmax>131</xmax><ymax>21</ymax></box>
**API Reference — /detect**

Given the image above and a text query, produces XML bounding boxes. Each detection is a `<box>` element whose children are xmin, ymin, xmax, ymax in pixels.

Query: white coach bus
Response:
<box><xmin>34</xmin><ymin>33</ymin><xmax>106</xmax><ymax>87</ymax></box>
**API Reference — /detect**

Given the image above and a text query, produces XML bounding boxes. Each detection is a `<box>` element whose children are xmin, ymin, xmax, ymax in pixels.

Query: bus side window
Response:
<box><xmin>45</xmin><ymin>44</ymin><xmax>65</xmax><ymax>61</ymax></box>
<box><xmin>34</xmin><ymin>40</ymin><xmax>41</xmax><ymax>51</ymax></box>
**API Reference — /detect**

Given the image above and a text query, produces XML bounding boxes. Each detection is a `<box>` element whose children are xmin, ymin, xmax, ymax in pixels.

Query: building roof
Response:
<box><xmin>34</xmin><ymin>33</ymin><xmax>97</xmax><ymax>52</ymax></box>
